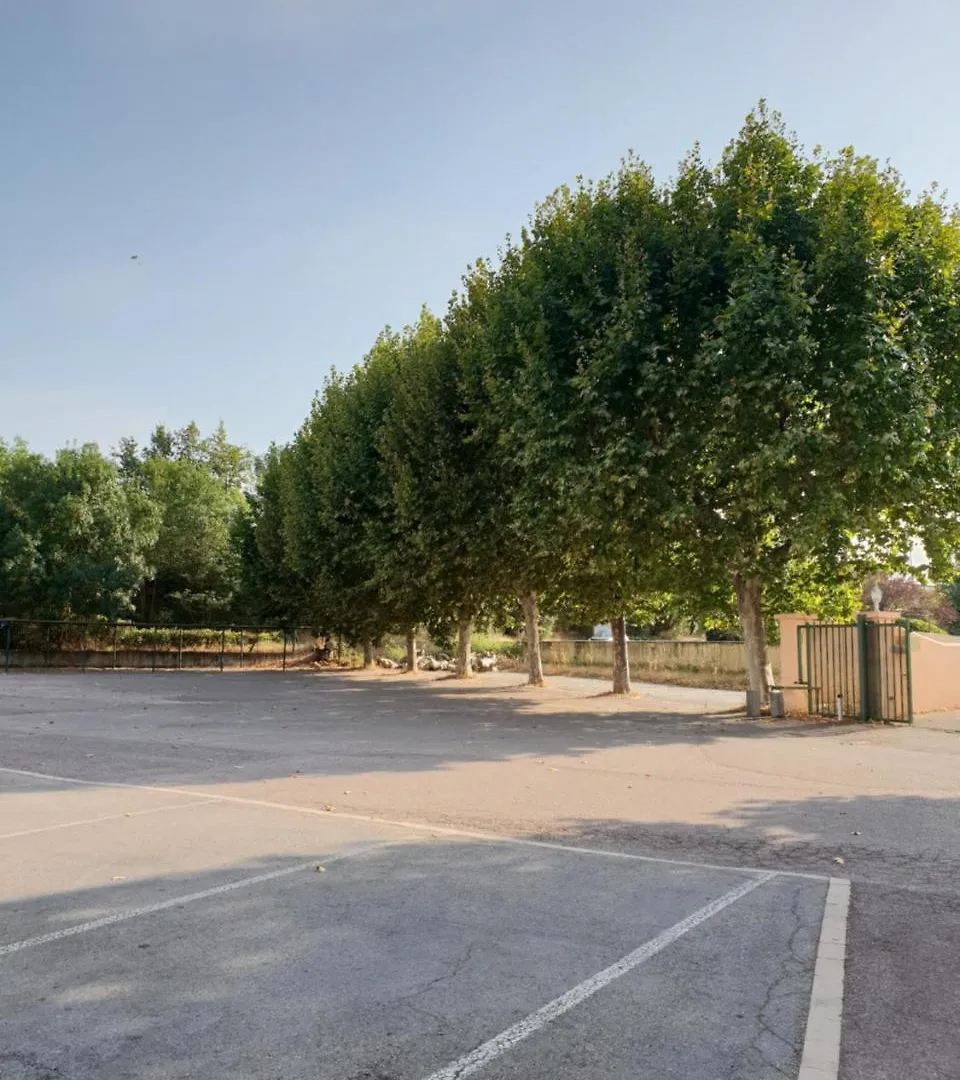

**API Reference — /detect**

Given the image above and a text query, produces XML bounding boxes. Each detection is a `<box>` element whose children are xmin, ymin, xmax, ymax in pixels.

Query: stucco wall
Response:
<box><xmin>909</xmin><ymin>633</ymin><xmax>960</xmax><ymax>715</ymax></box>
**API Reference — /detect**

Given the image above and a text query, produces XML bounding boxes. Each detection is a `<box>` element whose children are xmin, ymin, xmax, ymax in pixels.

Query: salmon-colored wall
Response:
<box><xmin>909</xmin><ymin>633</ymin><xmax>960</xmax><ymax>715</ymax></box>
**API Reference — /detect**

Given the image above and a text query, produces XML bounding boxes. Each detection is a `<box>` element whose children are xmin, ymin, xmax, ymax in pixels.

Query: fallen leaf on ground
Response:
<box><xmin>322</xmin><ymin>804</ymin><xmax>336</xmax><ymax>812</ymax></box>
<box><xmin>111</xmin><ymin>875</ymin><xmax>126</xmax><ymax>882</ymax></box>
<box><xmin>314</xmin><ymin>865</ymin><xmax>325</xmax><ymax>873</ymax></box>
<box><xmin>343</xmin><ymin>790</ymin><xmax>351</xmax><ymax>794</ymax></box>
<box><xmin>833</xmin><ymin>856</ymin><xmax>845</xmax><ymax>865</ymax></box>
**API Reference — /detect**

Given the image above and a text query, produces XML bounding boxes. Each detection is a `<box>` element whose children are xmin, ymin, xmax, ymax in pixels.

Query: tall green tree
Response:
<box><xmin>478</xmin><ymin>165</ymin><xmax>678</xmax><ymax>691</ymax></box>
<box><xmin>118</xmin><ymin>423</ymin><xmax>252</xmax><ymax>623</ymax></box>
<box><xmin>379</xmin><ymin>308</ymin><xmax>514</xmax><ymax>677</ymax></box>
<box><xmin>455</xmin><ymin>253</ymin><xmax>566</xmax><ymax>685</ymax></box>
<box><xmin>661</xmin><ymin>105</ymin><xmax>960</xmax><ymax>698</ymax></box>
<box><xmin>285</xmin><ymin>338</ymin><xmax>421</xmax><ymax>662</ymax></box>
<box><xmin>234</xmin><ymin>445</ymin><xmax>308</xmax><ymax>626</ymax></box>
<box><xmin>0</xmin><ymin>441</ymin><xmax>157</xmax><ymax>619</ymax></box>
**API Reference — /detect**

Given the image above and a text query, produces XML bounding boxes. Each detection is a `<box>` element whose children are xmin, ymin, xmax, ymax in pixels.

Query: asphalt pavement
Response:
<box><xmin>1</xmin><ymin>670</ymin><xmax>958</xmax><ymax>1078</ymax></box>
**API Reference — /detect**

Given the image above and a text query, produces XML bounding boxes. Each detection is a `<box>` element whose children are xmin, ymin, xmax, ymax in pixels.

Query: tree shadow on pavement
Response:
<box><xmin>0</xmin><ymin>670</ymin><xmax>870</xmax><ymax>794</ymax></box>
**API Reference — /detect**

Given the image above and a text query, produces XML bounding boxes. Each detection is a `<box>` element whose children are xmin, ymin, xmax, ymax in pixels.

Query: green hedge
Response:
<box><xmin>3</xmin><ymin>621</ymin><xmax>295</xmax><ymax>652</ymax></box>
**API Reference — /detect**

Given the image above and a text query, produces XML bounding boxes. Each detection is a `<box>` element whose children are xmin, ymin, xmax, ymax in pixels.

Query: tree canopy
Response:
<box><xmin>1</xmin><ymin>424</ymin><xmax>253</xmax><ymax>625</ymax></box>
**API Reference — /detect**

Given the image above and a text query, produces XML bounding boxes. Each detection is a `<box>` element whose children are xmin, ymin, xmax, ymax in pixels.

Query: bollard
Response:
<box><xmin>770</xmin><ymin>689</ymin><xmax>785</xmax><ymax>718</ymax></box>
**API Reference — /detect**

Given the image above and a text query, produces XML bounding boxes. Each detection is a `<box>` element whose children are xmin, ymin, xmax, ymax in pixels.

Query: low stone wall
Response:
<box><xmin>539</xmin><ymin>639</ymin><xmax>780</xmax><ymax>683</ymax></box>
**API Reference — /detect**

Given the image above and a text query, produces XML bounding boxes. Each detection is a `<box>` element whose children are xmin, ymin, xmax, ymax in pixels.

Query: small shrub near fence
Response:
<box><xmin>0</xmin><ymin>619</ymin><xmax>315</xmax><ymax>672</ymax></box>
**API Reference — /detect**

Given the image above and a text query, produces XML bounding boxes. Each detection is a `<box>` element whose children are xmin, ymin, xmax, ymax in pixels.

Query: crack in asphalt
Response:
<box><xmin>391</xmin><ymin>940</ymin><xmax>481</xmax><ymax>1008</ymax></box>
<box><xmin>745</xmin><ymin>883</ymin><xmax>818</xmax><ymax>1079</ymax></box>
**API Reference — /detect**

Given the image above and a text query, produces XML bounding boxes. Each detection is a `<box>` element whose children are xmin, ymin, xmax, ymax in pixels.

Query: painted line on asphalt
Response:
<box><xmin>0</xmin><ymin>765</ymin><xmax>828</xmax><ymax>882</ymax></box>
<box><xmin>0</xmin><ymin>799</ymin><xmax>212</xmax><ymax>840</ymax></box>
<box><xmin>420</xmin><ymin>872</ymin><xmax>777</xmax><ymax>1080</ymax></box>
<box><xmin>0</xmin><ymin>842</ymin><xmax>392</xmax><ymax>958</ymax></box>
<box><xmin>798</xmin><ymin>876</ymin><xmax>850</xmax><ymax>1080</ymax></box>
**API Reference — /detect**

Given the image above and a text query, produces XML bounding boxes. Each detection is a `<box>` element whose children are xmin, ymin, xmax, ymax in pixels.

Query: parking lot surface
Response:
<box><xmin>2</xmin><ymin>670</ymin><xmax>956</xmax><ymax>1078</ymax></box>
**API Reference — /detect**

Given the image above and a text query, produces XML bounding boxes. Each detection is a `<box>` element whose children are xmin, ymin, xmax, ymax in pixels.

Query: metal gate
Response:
<box><xmin>798</xmin><ymin>618</ymin><xmax>913</xmax><ymax>723</ymax></box>
<box><xmin>861</xmin><ymin>620</ymin><xmax>912</xmax><ymax>723</ymax></box>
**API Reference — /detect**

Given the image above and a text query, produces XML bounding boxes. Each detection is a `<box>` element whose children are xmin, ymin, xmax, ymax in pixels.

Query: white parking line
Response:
<box><xmin>420</xmin><ymin>872</ymin><xmax>777</xmax><ymax>1080</ymax></box>
<box><xmin>0</xmin><ymin>765</ymin><xmax>827</xmax><ymax>881</ymax></box>
<box><xmin>0</xmin><ymin>799</ymin><xmax>212</xmax><ymax>840</ymax></box>
<box><xmin>0</xmin><ymin>842</ymin><xmax>392</xmax><ymax>958</ymax></box>
<box><xmin>798</xmin><ymin>877</ymin><xmax>850</xmax><ymax>1080</ymax></box>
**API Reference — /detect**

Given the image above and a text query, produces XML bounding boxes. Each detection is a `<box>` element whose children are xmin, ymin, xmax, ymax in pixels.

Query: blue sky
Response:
<box><xmin>2</xmin><ymin>0</ymin><xmax>959</xmax><ymax>458</ymax></box>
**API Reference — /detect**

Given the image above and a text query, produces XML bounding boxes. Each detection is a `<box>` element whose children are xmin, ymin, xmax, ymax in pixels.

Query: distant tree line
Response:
<box><xmin>0</xmin><ymin>422</ymin><xmax>257</xmax><ymax>627</ymax></box>
<box><xmin>5</xmin><ymin>106</ymin><xmax>960</xmax><ymax>699</ymax></box>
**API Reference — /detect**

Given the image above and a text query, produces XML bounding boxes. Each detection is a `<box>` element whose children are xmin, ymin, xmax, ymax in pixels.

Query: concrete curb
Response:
<box><xmin>798</xmin><ymin>876</ymin><xmax>850</xmax><ymax>1080</ymax></box>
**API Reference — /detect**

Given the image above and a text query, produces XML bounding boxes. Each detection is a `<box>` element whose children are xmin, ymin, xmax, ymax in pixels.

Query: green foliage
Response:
<box><xmin>469</xmin><ymin>631</ymin><xmax>523</xmax><ymax>658</ymax></box>
<box><xmin>118</xmin><ymin>423</ymin><xmax>252</xmax><ymax>623</ymax></box>
<box><xmin>378</xmin><ymin>306</ymin><xmax>511</xmax><ymax>631</ymax></box>
<box><xmin>3</xmin><ymin>619</ymin><xmax>288</xmax><ymax>654</ymax></box>
<box><xmin>278</xmin><ymin>336</ymin><xmax>415</xmax><ymax>645</ymax></box>
<box><xmin>940</xmin><ymin>577</ymin><xmax>960</xmax><ymax>634</ymax></box>
<box><xmin>0</xmin><ymin>440</ymin><xmax>156</xmax><ymax>619</ymax></box>
<box><xmin>898</xmin><ymin>617</ymin><xmax>946</xmax><ymax>635</ymax></box>
<box><xmin>232</xmin><ymin>445</ymin><xmax>307</xmax><ymax>626</ymax></box>
<box><xmin>667</xmin><ymin>107</ymin><xmax>960</xmax><ymax>599</ymax></box>
<box><xmin>241</xmin><ymin>105</ymin><xmax>960</xmax><ymax>679</ymax></box>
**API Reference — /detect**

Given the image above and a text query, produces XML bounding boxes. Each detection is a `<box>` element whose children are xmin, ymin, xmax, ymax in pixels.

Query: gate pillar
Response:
<box><xmin>774</xmin><ymin>613</ymin><xmax>815</xmax><ymax>715</ymax></box>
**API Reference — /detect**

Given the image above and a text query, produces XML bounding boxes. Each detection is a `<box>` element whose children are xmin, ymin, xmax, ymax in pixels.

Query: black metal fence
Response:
<box><xmin>0</xmin><ymin>619</ymin><xmax>317</xmax><ymax>673</ymax></box>
<box><xmin>798</xmin><ymin>621</ymin><xmax>861</xmax><ymax>719</ymax></box>
<box><xmin>798</xmin><ymin>617</ymin><xmax>912</xmax><ymax>723</ymax></box>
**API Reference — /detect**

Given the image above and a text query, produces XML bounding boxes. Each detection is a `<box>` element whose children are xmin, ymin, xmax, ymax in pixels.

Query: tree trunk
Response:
<box><xmin>362</xmin><ymin>639</ymin><xmax>373</xmax><ymax>669</ymax></box>
<box><xmin>733</xmin><ymin>573</ymin><xmax>773</xmax><ymax>702</ymax></box>
<box><xmin>405</xmin><ymin>627</ymin><xmax>418</xmax><ymax>672</ymax></box>
<box><xmin>611</xmin><ymin>614</ymin><xmax>631</xmax><ymax>694</ymax></box>
<box><xmin>455</xmin><ymin>617</ymin><xmax>474</xmax><ymax>678</ymax></box>
<box><xmin>521</xmin><ymin>592</ymin><xmax>544</xmax><ymax>687</ymax></box>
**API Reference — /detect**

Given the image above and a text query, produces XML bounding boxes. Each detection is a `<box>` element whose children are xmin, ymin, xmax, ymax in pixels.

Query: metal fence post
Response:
<box><xmin>857</xmin><ymin>614</ymin><xmax>869</xmax><ymax>721</ymax></box>
<box><xmin>904</xmin><ymin>623</ymin><xmax>914</xmax><ymax>725</ymax></box>
<box><xmin>219</xmin><ymin>629</ymin><xmax>225</xmax><ymax>672</ymax></box>
<box><xmin>178</xmin><ymin>627</ymin><xmax>183</xmax><ymax>672</ymax></box>
<box><xmin>2</xmin><ymin>622</ymin><xmax>10</xmax><ymax>673</ymax></box>
<box><xmin>113</xmin><ymin>623</ymin><xmax>118</xmax><ymax>670</ymax></box>
<box><xmin>239</xmin><ymin>630</ymin><xmax>244</xmax><ymax>670</ymax></box>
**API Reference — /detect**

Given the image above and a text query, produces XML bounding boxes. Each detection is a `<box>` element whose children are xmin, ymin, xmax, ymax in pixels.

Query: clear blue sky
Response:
<box><xmin>2</xmin><ymin>0</ymin><xmax>959</xmax><ymax>458</ymax></box>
